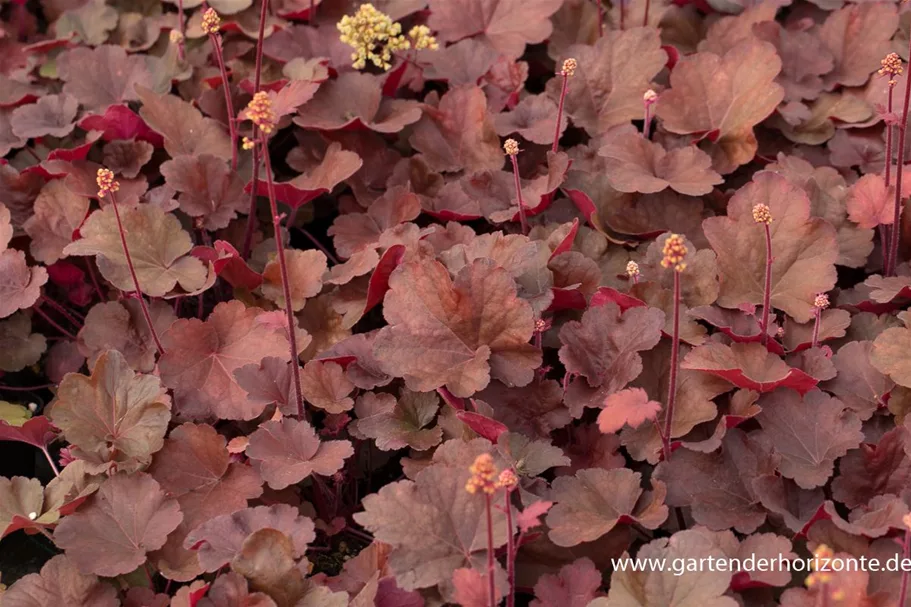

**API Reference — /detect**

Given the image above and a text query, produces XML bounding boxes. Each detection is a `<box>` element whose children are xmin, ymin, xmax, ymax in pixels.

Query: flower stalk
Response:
<box><xmin>899</xmin><ymin>516</ymin><xmax>911</xmax><ymax>607</ymax></box>
<box><xmin>466</xmin><ymin>454</ymin><xmax>499</xmax><ymax>607</ymax></box>
<box><xmin>553</xmin><ymin>59</ymin><xmax>575</xmax><ymax>153</ymax></box>
<box><xmin>643</xmin><ymin>90</ymin><xmax>658</xmax><ymax>140</ymax></box>
<box><xmin>241</xmin><ymin>0</ymin><xmax>271</xmax><ymax>259</ymax></box>
<box><xmin>504</xmin><ymin>139</ymin><xmax>529</xmax><ymax>235</ymax></box>
<box><xmin>498</xmin><ymin>469</ymin><xmax>518</xmax><ymax>607</ymax></box>
<box><xmin>811</xmin><ymin>293</ymin><xmax>828</xmax><ymax>349</ymax></box>
<box><xmin>887</xmin><ymin>43</ymin><xmax>911</xmax><ymax>276</ymax></box>
<box><xmin>660</xmin><ymin>234</ymin><xmax>687</xmax><ymax>462</ymax></box>
<box><xmin>243</xmin><ymin>91</ymin><xmax>305</xmax><ymax>416</ymax></box>
<box><xmin>202</xmin><ymin>8</ymin><xmax>238</xmax><ymax>172</ymax></box>
<box><xmin>879</xmin><ymin>53</ymin><xmax>901</xmax><ymax>255</ymax></box>
<box><xmin>752</xmin><ymin>204</ymin><xmax>774</xmax><ymax>346</ymax></box>
<box><xmin>97</xmin><ymin>169</ymin><xmax>165</xmax><ymax>356</ymax></box>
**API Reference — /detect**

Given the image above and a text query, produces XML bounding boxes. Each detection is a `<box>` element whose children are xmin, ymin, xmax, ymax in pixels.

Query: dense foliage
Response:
<box><xmin>1</xmin><ymin>0</ymin><xmax>911</xmax><ymax>604</ymax></box>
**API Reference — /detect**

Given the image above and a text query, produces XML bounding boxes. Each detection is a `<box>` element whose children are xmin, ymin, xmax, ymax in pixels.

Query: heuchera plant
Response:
<box><xmin>3</xmin><ymin>0</ymin><xmax>911</xmax><ymax>604</ymax></box>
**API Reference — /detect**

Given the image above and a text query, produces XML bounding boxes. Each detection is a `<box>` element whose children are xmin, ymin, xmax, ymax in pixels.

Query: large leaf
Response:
<box><xmin>702</xmin><ymin>171</ymin><xmax>838</xmax><ymax>323</ymax></box>
<box><xmin>373</xmin><ymin>258</ymin><xmax>541</xmax><ymax>397</ymax></box>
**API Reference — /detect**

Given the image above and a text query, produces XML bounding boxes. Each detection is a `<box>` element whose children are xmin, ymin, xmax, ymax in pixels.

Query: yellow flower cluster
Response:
<box><xmin>465</xmin><ymin>453</ymin><xmax>498</xmax><ymax>495</ymax></box>
<box><xmin>752</xmin><ymin>203</ymin><xmax>772</xmax><ymax>225</ymax></box>
<box><xmin>805</xmin><ymin>544</ymin><xmax>834</xmax><ymax>590</ymax></box>
<box><xmin>496</xmin><ymin>469</ymin><xmax>518</xmax><ymax>490</ymax></box>
<box><xmin>814</xmin><ymin>293</ymin><xmax>830</xmax><ymax>310</ymax></box>
<box><xmin>242</xmin><ymin>136</ymin><xmax>255</xmax><ymax>150</ymax></box>
<box><xmin>96</xmin><ymin>168</ymin><xmax>120</xmax><ymax>199</ymax></box>
<box><xmin>245</xmin><ymin>91</ymin><xmax>277</xmax><ymax>134</ymax></box>
<box><xmin>503</xmin><ymin>138</ymin><xmax>520</xmax><ymax>156</ymax></box>
<box><xmin>879</xmin><ymin>52</ymin><xmax>903</xmax><ymax>86</ymax></box>
<box><xmin>409</xmin><ymin>25</ymin><xmax>438</xmax><ymax>51</ymax></box>
<box><xmin>661</xmin><ymin>234</ymin><xmax>687</xmax><ymax>272</ymax></box>
<box><xmin>337</xmin><ymin>4</ymin><xmax>412</xmax><ymax>70</ymax></box>
<box><xmin>201</xmin><ymin>8</ymin><xmax>221</xmax><ymax>35</ymax></box>
<box><xmin>561</xmin><ymin>58</ymin><xmax>577</xmax><ymax>77</ymax></box>
<box><xmin>626</xmin><ymin>260</ymin><xmax>640</xmax><ymax>279</ymax></box>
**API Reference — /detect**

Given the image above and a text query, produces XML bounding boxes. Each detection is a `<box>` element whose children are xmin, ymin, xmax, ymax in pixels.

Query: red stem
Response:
<box><xmin>259</xmin><ymin>134</ymin><xmax>305</xmax><ymax>417</ymax></box>
<box><xmin>211</xmin><ymin>35</ymin><xmax>238</xmax><ymax>172</ymax></box>
<box><xmin>40</xmin><ymin>446</ymin><xmax>60</xmax><ymax>477</ymax></box>
<box><xmin>40</xmin><ymin>295</ymin><xmax>84</xmax><ymax>326</ymax></box>
<box><xmin>620</xmin><ymin>0</ymin><xmax>625</xmax><ymax>30</ymax></box>
<box><xmin>0</xmin><ymin>383</ymin><xmax>56</xmax><ymax>391</ymax></box>
<box><xmin>759</xmin><ymin>223</ymin><xmax>772</xmax><ymax>346</ymax></box>
<box><xmin>241</xmin><ymin>0</ymin><xmax>270</xmax><ymax>259</ymax></box>
<box><xmin>485</xmin><ymin>494</ymin><xmax>496</xmax><ymax>607</ymax></box>
<box><xmin>552</xmin><ymin>76</ymin><xmax>568</xmax><ymax>154</ymax></box>
<box><xmin>106</xmin><ymin>190</ymin><xmax>165</xmax><ymax>355</ymax></box>
<box><xmin>310</xmin><ymin>0</ymin><xmax>315</xmax><ymax>21</ymax></box>
<box><xmin>84</xmin><ymin>258</ymin><xmax>105</xmax><ymax>301</ymax></box>
<box><xmin>900</xmin><ymin>529</ymin><xmax>911</xmax><ymax>607</ymax></box>
<box><xmin>643</xmin><ymin>103</ymin><xmax>653</xmax><ymax>140</ymax></box>
<box><xmin>508</xmin><ymin>155</ymin><xmax>528</xmax><ymax>235</ymax></box>
<box><xmin>643</xmin><ymin>0</ymin><xmax>650</xmax><ymax>26</ymax></box>
<box><xmin>33</xmin><ymin>306</ymin><xmax>77</xmax><ymax>341</ymax></box>
<box><xmin>505</xmin><ymin>490</ymin><xmax>516</xmax><ymax>607</ymax></box>
<box><xmin>883</xmin><ymin>86</ymin><xmax>895</xmax><ymax>260</ymax></box>
<box><xmin>661</xmin><ymin>271</ymin><xmax>681</xmax><ymax>462</ymax></box>
<box><xmin>811</xmin><ymin>308</ymin><xmax>822</xmax><ymax>349</ymax></box>
<box><xmin>597</xmin><ymin>0</ymin><xmax>604</xmax><ymax>37</ymax></box>
<box><xmin>887</xmin><ymin>38</ymin><xmax>911</xmax><ymax>276</ymax></box>
<box><xmin>177</xmin><ymin>0</ymin><xmax>186</xmax><ymax>60</ymax></box>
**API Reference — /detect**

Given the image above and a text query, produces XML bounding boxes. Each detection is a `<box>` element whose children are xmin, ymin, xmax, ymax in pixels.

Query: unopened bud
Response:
<box><xmin>503</xmin><ymin>138</ymin><xmax>519</xmax><ymax>156</ymax></box>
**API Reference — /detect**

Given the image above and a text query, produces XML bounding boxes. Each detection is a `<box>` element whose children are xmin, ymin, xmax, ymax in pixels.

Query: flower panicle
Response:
<box><xmin>503</xmin><ymin>138</ymin><xmax>520</xmax><ymax>156</ymax></box>
<box><xmin>337</xmin><ymin>3</ymin><xmax>432</xmax><ymax>71</ymax></box>
<box><xmin>96</xmin><ymin>168</ymin><xmax>120</xmax><ymax>198</ymax></box>
<box><xmin>752</xmin><ymin>203</ymin><xmax>772</xmax><ymax>225</ymax></box>
<box><xmin>814</xmin><ymin>293</ymin><xmax>830</xmax><ymax>310</ymax></box>
<box><xmin>626</xmin><ymin>260</ymin><xmax>640</xmax><ymax>279</ymax></box>
<box><xmin>201</xmin><ymin>7</ymin><xmax>221</xmax><ymax>35</ymax></box>
<box><xmin>661</xmin><ymin>234</ymin><xmax>687</xmax><ymax>272</ymax></box>
<box><xmin>245</xmin><ymin>91</ymin><xmax>277</xmax><ymax>135</ymax></box>
<box><xmin>561</xmin><ymin>58</ymin><xmax>577</xmax><ymax>77</ymax></box>
<box><xmin>465</xmin><ymin>453</ymin><xmax>498</xmax><ymax>495</ymax></box>
<box><xmin>879</xmin><ymin>52</ymin><xmax>903</xmax><ymax>86</ymax></box>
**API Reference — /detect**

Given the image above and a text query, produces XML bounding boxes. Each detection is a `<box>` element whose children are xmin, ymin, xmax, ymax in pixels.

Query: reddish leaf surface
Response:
<box><xmin>77</xmin><ymin>105</ymin><xmax>163</xmax><ymax>146</ymax></box>
<box><xmin>656</xmin><ymin>39</ymin><xmax>784</xmax><ymax>173</ymax></box>
<box><xmin>158</xmin><ymin>301</ymin><xmax>296</xmax><ymax>420</ymax></box>
<box><xmin>0</xmin><ymin>415</ymin><xmax>57</xmax><ymax>449</ymax></box>
<box><xmin>11</xmin><ymin>94</ymin><xmax>78</xmax><ymax>139</ymax></box>
<box><xmin>546</xmin><ymin>468</ymin><xmax>667</xmax><ymax>547</ymax></box>
<box><xmin>599</xmin><ymin>125</ymin><xmax>722</xmax><ymax>196</ymax></box>
<box><xmin>294</xmin><ymin>73</ymin><xmax>421</xmax><ymax>133</ymax></box>
<box><xmin>161</xmin><ymin>154</ymin><xmax>248</xmax><ymax>231</ymax></box>
<box><xmin>374</xmin><ymin>258</ymin><xmax>541</xmax><ymax>397</ymax></box>
<box><xmin>47</xmin><ymin>349</ymin><xmax>171</xmax><ymax>472</ymax></box>
<box><xmin>246</xmin><ymin>417</ymin><xmax>353</xmax><ymax>489</ymax></box>
<box><xmin>548</xmin><ymin>28</ymin><xmax>667</xmax><ymax>136</ymax></box>
<box><xmin>597</xmin><ymin>387</ymin><xmax>662</xmax><ymax>434</ymax></box>
<box><xmin>57</xmin><ymin>45</ymin><xmax>157</xmax><ymax>111</ymax></box>
<box><xmin>755</xmin><ymin>389</ymin><xmax>863</xmax><ymax>489</ymax></box>
<box><xmin>427</xmin><ymin>0</ymin><xmax>563</xmax><ymax>58</ymax></box>
<box><xmin>682</xmin><ymin>341</ymin><xmax>819</xmax><ymax>394</ymax></box>
<box><xmin>137</xmin><ymin>86</ymin><xmax>233</xmax><ymax>161</ymax></box>
<box><xmin>54</xmin><ymin>473</ymin><xmax>182</xmax><ymax>577</ymax></box>
<box><xmin>351</xmin><ymin>389</ymin><xmax>442</xmax><ymax>451</ymax></box>
<box><xmin>703</xmin><ymin>171</ymin><xmax>839</xmax><ymax>323</ymax></box>
<box><xmin>530</xmin><ymin>558</ymin><xmax>602</xmax><ymax>607</ymax></box>
<box><xmin>0</xmin><ymin>555</ymin><xmax>119</xmax><ymax>607</ymax></box>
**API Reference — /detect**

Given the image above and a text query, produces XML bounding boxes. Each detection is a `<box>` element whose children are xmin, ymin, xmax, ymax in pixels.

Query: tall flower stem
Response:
<box><xmin>106</xmin><ymin>190</ymin><xmax>165</xmax><ymax>356</ymax></box>
<box><xmin>887</xmin><ymin>41</ymin><xmax>911</xmax><ymax>276</ymax></box>
<box><xmin>485</xmin><ymin>494</ymin><xmax>496</xmax><ymax>607</ymax></box>
<box><xmin>505</xmin><ymin>489</ymin><xmax>516</xmax><ymax>607</ymax></box>
<box><xmin>241</xmin><ymin>0</ymin><xmax>270</xmax><ymax>259</ymax></box>
<box><xmin>504</xmin><ymin>140</ymin><xmax>528</xmax><ymax>235</ymax></box>
<box><xmin>209</xmin><ymin>33</ymin><xmax>238</xmax><ymax>171</ymax></box>
<box><xmin>811</xmin><ymin>308</ymin><xmax>822</xmax><ymax>349</ymax></box>
<box><xmin>177</xmin><ymin>0</ymin><xmax>186</xmax><ymax>60</ymax></box>
<box><xmin>40</xmin><ymin>446</ymin><xmax>60</xmax><ymax>477</ymax></box>
<box><xmin>552</xmin><ymin>60</ymin><xmax>575</xmax><ymax>153</ymax></box>
<box><xmin>759</xmin><ymin>221</ymin><xmax>773</xmax><ymax>345</ymax></box>
<box><xmin>34</xmin><ymin>306</ymin><xmax>77</xmax><ymax>341</ymax></box>
<box><xmin>899</xmin><ymin>528</ymin><xmax>911</xmax><ymax>607</ymax></box>
<box><xmin>882</xmin><ymin>86</ymin><xmax>895</xmax><ymax>255</ymax></box>
<box><xmin>661</xmin><ymin>270</ymin><xmax>681</xmax><ymax>462</ymax></box>
<box><xmin>643</xmin><ymin>0</ymin><xmax>650</xmax><ymax>26</ymax></box>
<box><xmin>259</xmin><ymin>134</ymin><xmax>305</xmax><ymax>417</ymax></box>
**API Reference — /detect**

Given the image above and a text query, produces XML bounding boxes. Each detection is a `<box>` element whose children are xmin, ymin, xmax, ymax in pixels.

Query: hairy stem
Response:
<box><xmin>505</xmin><ymin>491</ymin><xmax>516</xmax><ymax>607</ymax></box>
<box><xmin>888</xmin><ymin>38</ymin><xmax>911</xmax><ymax>276</ymax></box>
<box><xmin>759</xmin><ymin>223</ymin><xmax>772</xmax><ymax>346</ymax></box>
<box><xmin>241</xmin><ymin>0</ymin><xmax>270</xmax><ymax>259</ymax></box>
<box><xmin>106</xmin><ymin>190</ymin><xmax>165</xmax><ymax>355</ymax></box>
<box><xmin>33</xmin><ymin>306</ymin><xmax>77</xmax><ymax>341</ymax></box>
<box><xmin>259</xmin><ymin>134</ymin><xmax>305</xmax><ymax>417</ymax></box>
<box><xmin>40</xmin><ymin>446</ymin><xmax>60</xmax><ymax>477</ymax></box>
<box><xmin>553</xmin><ymin>76</ymin><xmax>569</xmax><ymax>153</ymax></box>
<box><xmin>485</xmin><ymin>494</ymin><xmax>497</xmax><ymax>607</ymax></box>
<box><xmin>661</xmin><ymin>271</ymin><xmax>681</xmax><ymax>462</ymax></box>
<box><xmin>210</xmin><ymin>35</ymin><xmax>238</xmax><ymax>171</ymax></box>
<box><xmin>883</xmin><ymin>87</ymin><xmax>895</xmax><ymax>255</ymax></box>
<box><xmin>643</xmin><ymin>103</ymin><xmax>654</xmax><ymax>140</ymax></box>
<box><xmin>177</xmin><ymin>0</ymin><xmax>186</xmax><ymax>60</ymax></box>
<box><xmin>811</xmin><ymin>308</ymin><xmax>822</xmax><ymax>349</ymax></box>
<box><xmin>509</xmin><ymin>155</ymin><xmax>528</xmax><ymax>235</ymax></box>
<box><xmin>900</xmin><ymin>529</ymin><xmax>911</xmax><ymax>607</ymax></box>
